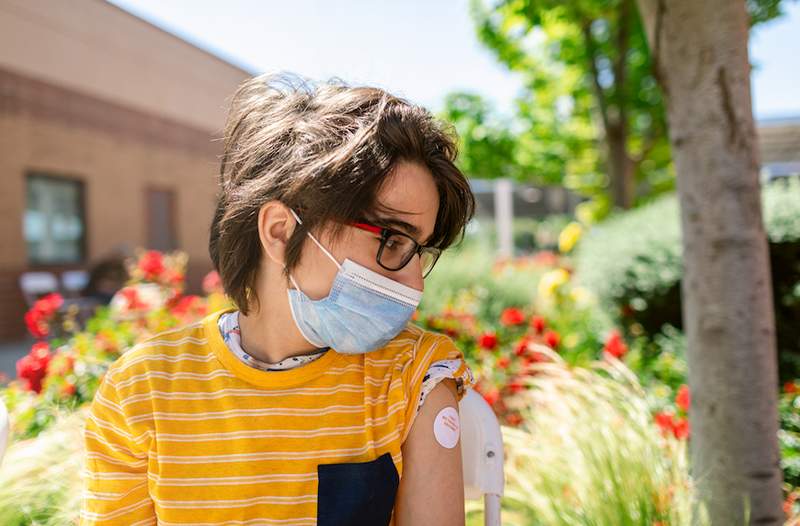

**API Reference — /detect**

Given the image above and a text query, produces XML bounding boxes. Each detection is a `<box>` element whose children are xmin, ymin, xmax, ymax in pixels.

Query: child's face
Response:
<box><xmin>292</xmin><ymin>160</ymin><xmax>440</xmax><ymax>300</ymax></box>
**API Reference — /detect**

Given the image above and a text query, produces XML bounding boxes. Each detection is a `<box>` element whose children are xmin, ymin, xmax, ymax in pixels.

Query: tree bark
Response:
<box><xmin>636</xmin><ymin>0</ymin><xmax>783</xmax><ymax>524</ymax></box>
<box><xmin>607</xmin><ymin>123</ymin><xmax>636</xmax><ymax>209</ymax></box>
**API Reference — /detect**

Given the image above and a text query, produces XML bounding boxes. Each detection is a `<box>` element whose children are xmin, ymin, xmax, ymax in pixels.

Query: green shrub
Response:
<box><xmin>573</xmin><ymin>178</ymin><xmax>800</xmax><ymax>380</ymax></box>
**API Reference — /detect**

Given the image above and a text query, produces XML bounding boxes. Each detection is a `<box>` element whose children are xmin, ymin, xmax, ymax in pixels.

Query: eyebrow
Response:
<box><xmin>370</xmin><ymin>215</ymin><xmax>433</xmax><ymax>245</ymax></box>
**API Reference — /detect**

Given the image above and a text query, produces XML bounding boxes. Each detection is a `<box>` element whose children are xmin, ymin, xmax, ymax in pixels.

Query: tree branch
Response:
<box><xmin>582</xmin><ymin>21</ymin><xmax>611</xmax><ymax>132</ymax></box>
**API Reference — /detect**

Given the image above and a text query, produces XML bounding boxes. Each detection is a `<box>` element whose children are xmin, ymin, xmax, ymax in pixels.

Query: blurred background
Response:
<box><xmin>0</xmin><ymin>0</ymin><xmax>797</xmax><ymax>349</ymax></box>
<box><xmin>0</xmin><ymin>0</ymin><xmax>800</xmax><ymax>350</ymax></box>
<box><xmin>1</xmin><ymin>1</ymin><xmax>800</xmax><ymax>523</ymax></box>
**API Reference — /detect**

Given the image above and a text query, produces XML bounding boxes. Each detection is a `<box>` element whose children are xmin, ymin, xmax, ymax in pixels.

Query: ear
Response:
<box><xmin>257</xmin><ymin>201</ymin><xmax>298</xmax><ymax>267</ymax></box>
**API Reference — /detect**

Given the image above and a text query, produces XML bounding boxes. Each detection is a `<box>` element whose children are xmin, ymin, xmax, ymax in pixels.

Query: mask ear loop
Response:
<box><xmin>288</xmin><ymin>208</ymin><xmax>343</xmax><ymax>270</ymax></box>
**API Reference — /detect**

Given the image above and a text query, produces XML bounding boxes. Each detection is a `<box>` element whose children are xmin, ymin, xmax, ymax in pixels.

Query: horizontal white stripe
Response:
<box><xmin>120</xmin><ymin>384</ymin><xmax>361</xmax><ymax>405</ymax></box>
<box><xmin>83</xmin><ymin>481</ymin><xmax>146</xmax><ymax>501</ymax></box>
<box><xmin>85</xmin><ymin>430</ymin><xmax>147</xmax><ymax>460</ymax></box>
<box><xmin>126</xmin><ymin>398</ymin><xmax>404</xmax><ymax>446</ymax></box>
<box><xmin>114</xmin><ymin>369</ymin><xmax>236</xmax><ymax>390</ymax></box>
<box><xmin>156</xmin><ymin>423</ymin><xmax>373</xmax><ymax>442</ymax></box>
<box><xmin>149</xmin><ymin>471</ymin><xmax>318</xmax><ymax>486</ymax></box>
<box><xmin>92</xmin><ymin>390</ymin><xmax>125</xmax><ymax>416</ymax></box>
<box><xmin>124</xmin><ymin>389</ymin><xmax>391</xmax><ymax>408</ymax></box>
<box><xmin>159</xmin><ymin>517</ymin><xmax>315</xmax><ymax>526</ymax></box>
<box><xmin>138</xmin><ymin>336</ymin><xmax>208</xmax><ymax>348</ymax></box>
<box><xmin>79</xmin><ymin>496</ymin><xmax>152</xmax><ymax>521</ymax></box>
<box><xmin>144</xmin><ymin>322</ymin><xmax>204</xmax><ymax>339</ymax></box>
<box><xmin>364</xmin><ymin>356</ymin><xmax>402</xmax><ymax>366</ymax></box>
<box><xmin>127</xmin><ymin>404</ymin><xmax>363</xmax><ymax>424</ymax></box>
<box><xmin>324</xmin><ymin>363</ymin><xmax>363</xmax><ymax>373</ymax></box>
<box><xmin>110</xmin><ymin>367</ymin><xmax>397</xmax><ymax>392</ymax></box>
<box><xmin>154</xmin><ymin>494</ymin><xmax>317</xmax><ymax>509</ymax></box>
<box><xmin>85</xmin><ymin>451</ymin><xmax>148</xmax><ymax>469</ymax></box>
<box><xmin>156</xmin><ymin>429</ymin><xmax>398</xmax><ymax>464</ymax></box>
<box><xmin>88</xmin><ymin>413</ymin><xmax>151</xmax><ymax>445</ymax></box>
<box><xmin>118</xmin><ymin>351</ymin><xmax>215</xmax><ymax>375</ymax></box>
<box><xmin>83</xmin><ymin>470</ymin><xmax>146</xmax><ymax>480</ymax></box>
<box><xmin>127</xmin><ymin>397</ymin><xmax>405</xmax><ymax>425</ymax></box>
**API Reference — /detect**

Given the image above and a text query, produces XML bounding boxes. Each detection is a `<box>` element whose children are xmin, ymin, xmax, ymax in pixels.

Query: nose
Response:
<box><xmin>400</xmin><ymin>254</ymin><xmax>424</xmax><ymax>292</ymax></box>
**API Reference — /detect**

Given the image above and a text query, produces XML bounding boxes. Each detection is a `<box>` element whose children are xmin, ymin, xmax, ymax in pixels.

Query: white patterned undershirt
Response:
<box><xmin>217</xmin><ymin>310</ymin><xmax>467</xmax><ymax>413</ymax></box>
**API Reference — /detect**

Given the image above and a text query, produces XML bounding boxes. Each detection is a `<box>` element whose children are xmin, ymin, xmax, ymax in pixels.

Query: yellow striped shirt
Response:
<box><xmin>80</xmin><ymin>308</ymin><xmax>475</xmax><ymax>525</ymax></box>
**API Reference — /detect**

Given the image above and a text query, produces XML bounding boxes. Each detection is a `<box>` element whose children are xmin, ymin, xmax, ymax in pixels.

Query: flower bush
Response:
<box><xmin>1</xmin><ymin>239</ymin><xmax>799</xmax><ymax>523</ymax></box>
<box><xmin>466</xmin><ymin>352</ymin><xmax>709</xmax><ymax>526</ymax></box>
<box><xmin>2</xmin><ymin>249</ymin><xmax>231</xmax><ymax>441</ymax></box>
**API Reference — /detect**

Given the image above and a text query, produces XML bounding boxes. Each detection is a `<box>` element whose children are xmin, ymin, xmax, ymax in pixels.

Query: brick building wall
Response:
<box><xmin>0</xmin><ymin>0</ymin><xmax>252</xmax><ymax>341</ymax></box>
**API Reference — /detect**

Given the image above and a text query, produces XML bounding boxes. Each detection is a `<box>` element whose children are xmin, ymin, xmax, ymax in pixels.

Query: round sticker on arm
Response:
<box><xmin>433</xmin><ymin>406</ymin><xmax>460</xmax><ymax>449</ymax></box>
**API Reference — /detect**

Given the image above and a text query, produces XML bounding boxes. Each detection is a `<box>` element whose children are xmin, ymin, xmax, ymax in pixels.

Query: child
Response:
<box><xmin>81</xmin><ymin>72</ymin><xmax>476</xmax><ymax>526</ymax></box>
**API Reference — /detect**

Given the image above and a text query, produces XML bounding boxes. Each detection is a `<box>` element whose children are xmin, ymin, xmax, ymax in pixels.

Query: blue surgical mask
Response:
<box><xmin>285</xmin><ymin>209</ymin><xmax>423</xmax><ymax>355</ymax></box>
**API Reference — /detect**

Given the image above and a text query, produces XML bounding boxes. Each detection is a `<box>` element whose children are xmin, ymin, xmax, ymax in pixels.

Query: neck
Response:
<box><xmin>237</xmin><ymin>271</ymin><xmax>322</xmax><ymax>364</ymax></box>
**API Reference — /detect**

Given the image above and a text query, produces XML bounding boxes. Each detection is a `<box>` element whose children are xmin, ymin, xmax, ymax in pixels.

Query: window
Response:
<box><xmin>146</xmin><ymin>187</ymin><xmax>178</xmax><ymax>252</ymax></box>
<box><xmin>25</xmin><ymin>173</ymin><xmax>86</xmax><ymax>265</ymax></box>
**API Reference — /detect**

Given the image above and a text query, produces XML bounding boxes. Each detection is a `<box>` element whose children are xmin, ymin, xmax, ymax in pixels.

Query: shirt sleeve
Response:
<box><xmin>400</xmin><ymin>331</ymin><xmax>475</xmax><ymax>443</ymax></box>
<box><xmin>80</xmin><ymin>362</ymin><xmax>156</xmax><ymax>525</ymax></box>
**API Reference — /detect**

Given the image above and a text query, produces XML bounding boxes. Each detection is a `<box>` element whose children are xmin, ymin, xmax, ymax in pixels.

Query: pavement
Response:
<box><xmin>0</xmin><ymin>338</ymin><xmax>33</xmax><ymax>382</ymax></box>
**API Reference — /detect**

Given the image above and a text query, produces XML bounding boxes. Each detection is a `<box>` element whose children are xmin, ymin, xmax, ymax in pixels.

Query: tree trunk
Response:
<box><xmin>607</xmin><ymin>123</ymin><xmax>636</xmax><ymax>209</ymax></box>
<box><xmin>636</xmin><ymin>0</ymin><xmax>783</xmax><ymax>524</ymax></box>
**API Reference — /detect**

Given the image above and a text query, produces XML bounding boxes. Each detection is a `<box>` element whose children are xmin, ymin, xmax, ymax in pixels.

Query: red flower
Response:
<box><xmin>139</xmin><ymin>250</ymin><xmax>165</xmax><ymax>281</ymax></box>
<box><xmin>530</xmin><ymin>315</ymin><xmax>546</xmax><ymax>335</ymax></box>
<box><xmin>23</xmin><ymin>293</ymin><xmax>63</xmax><ymax>339</ymax></box>
<box><xmin>514</xmin><ymin>337</ymin><xmax>532</xmax><ymax>356</ymax></box>
<box><xmin>164</xmin><ymin>269</ymin><xmax>184</xmax><ymax>286</ymax></box>
<box><xmin>444</xmin><ymin>327</ymin><xmax>459</xmax><ymax>339</ymax></box>
<box><xmin>24</xmin><ymin>308</ymin><xmax>48</xmax><ymax>339</ymax></box>
<box><xmin>654</xmin><ymin>411</ymin><xmax>690</xmax><ymax>440</ymax></box>
<box><xmin>61</xmin><ymin>382</ymin><xmax>77</xmax><ymax>397</ymax></box>
<box><xmin>675</xmin><ymin>384</ymin><xmax>691</xmax><ymax>412</ymax></box>
<box><xmin>544</xmin><ymin>330</ymin><xmax>560</xmax><ymax>350</ymax></box>
<box><xmin>482</xmin><ymin>388</ymin><xmax>500</xmax><ymax>406</ymax></box>
<box><xmin>530</xmin><ymin>350</ymin><xmax>550</xmax><ymax>363</ymax></box>
<box><xmin>672</xmin><ymin>417</ymin><xmax>690</xmax><ymax>440</ymax></box>
<box><xmin>784</xmin><ymin>381</ymin><xmax>798</xmax><ymax>395</ymax></box>
<box><xmin>500</xmin><ymin>307</ymin><xmax>525</xmax><ymax>326</ymax></box>
<box><xmin>171</xmin><ymin>295</ymin><xmax>205</xmax><ymax>318</ymax></box>
<box><xmin>654</xmin><ymin>411</ymin><xmax>674</xmax><ymax>436</ymax></box>
<box><xmin>478</xmin><ymin>331</ymin><xmax>498</xmax><ymax>350</ymax></box>
<box><xmin>506</xmin><ymin>413</ymin><xmax>523</xmax><ymax>426</ymax></box>
<box><xmin>784</xmin><ymin>490</ymin><xmax>800</xmax><ymax>517</ymax></box>
<box><xmin>507</xmin><ymin>377</ymin><xmax>525</xmax><ymax>394</ymax></box>
<box><xmin>50</xmin><ymin>352</ymin><xmax>76</xmax><ymax>376</ymax></box>
<box><xmin>602</xmin><ymin>329</ymin><xmax>628</xmax><ymax>359</ymax></box>
<box><xmin>38</xmin><ymin>292</ymin><xmax>64</xmax><ymax>314</ymax></box>
<box><xmin>16</xmin><ymin>342</ymin><xmax>51</xmax><ymax>393</ymax></box>
<box><xmin>496</xmin><ymin>356</ymin><xmax>511</xmax><ymax>369</ymax></box>
<box><xmin>202</xmin><ymin>270</ymin><xmax>223</xmax><ymax>295</ymax></box>
<box><xmin>120</xmin><ymin>287</ymin><xmax>148</xmax><ymax>310</ymax></box>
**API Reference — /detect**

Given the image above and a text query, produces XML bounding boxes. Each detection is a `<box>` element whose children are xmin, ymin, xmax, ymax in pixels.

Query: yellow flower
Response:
<box><xmin>558</xmin><ymin>221</ymin><xmax>583</xmax><ymax>253</ymax></box>
<box><xmin>538</xmin><ymin>268</ymin><xmax>571</xmax><ymax>300</ymax></box>
<box><xmin>569</xmin><ymin>286</ymin><xmax>595</xmax><ymax>308</ymax></box>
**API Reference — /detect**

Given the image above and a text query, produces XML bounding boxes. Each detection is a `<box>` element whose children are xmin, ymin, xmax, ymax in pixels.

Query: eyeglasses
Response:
<box><xmin>350</xmin><ymin>221</ymin><xmax>441</xmax><ymax>278</ymax></box>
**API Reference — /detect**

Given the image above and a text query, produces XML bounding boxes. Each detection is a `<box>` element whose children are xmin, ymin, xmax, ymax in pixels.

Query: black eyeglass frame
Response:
<box><xmin>350</xmin><ymin>221</ymin><xmax>442</xmax><ymax>278</ymax></box>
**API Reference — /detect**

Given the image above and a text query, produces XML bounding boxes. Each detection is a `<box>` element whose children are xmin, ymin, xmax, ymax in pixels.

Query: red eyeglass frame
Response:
<box><xmin>349</xmin><ymin>221</ymin><xmax>441</xmax><ymax>277</ymax></box>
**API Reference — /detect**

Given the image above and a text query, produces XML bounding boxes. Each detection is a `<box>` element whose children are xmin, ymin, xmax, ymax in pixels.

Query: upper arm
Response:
<box><xmin>395</xmin><ymin>378</ymin><xmax>465</xmax><ymax>526</ymax></box>
<box><xmin>80</xmin><ymin>372</ymin><xmax>155</xmax><ymax>525</ymax></box>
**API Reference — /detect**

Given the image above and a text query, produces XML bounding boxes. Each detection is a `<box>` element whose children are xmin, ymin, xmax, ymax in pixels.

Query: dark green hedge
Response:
<box><xmin>574</xmin><ymin>177</ymin><xmax>800</xmax><ymax>381</ymax></box>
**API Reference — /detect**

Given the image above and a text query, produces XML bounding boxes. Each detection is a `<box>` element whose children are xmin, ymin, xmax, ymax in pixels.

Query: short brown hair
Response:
<box><xmin>209</xmin><ymin>72</ymin><xmax>475</xmax><ymax>314</ymax></box>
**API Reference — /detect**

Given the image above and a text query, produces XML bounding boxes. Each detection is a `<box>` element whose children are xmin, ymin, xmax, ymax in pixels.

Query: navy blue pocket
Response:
<box><xmin>317</xmin><ymin>452</ymin><xmax>399</xmax><ymax>526</ymax></box>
